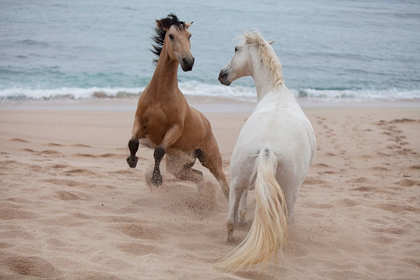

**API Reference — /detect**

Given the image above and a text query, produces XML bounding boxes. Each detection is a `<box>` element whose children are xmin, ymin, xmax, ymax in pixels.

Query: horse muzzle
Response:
<box><xmin>181</xmin><ymin>57</ymin><xmax>194</xmax><ymax>72</ymax></box>
<box><xmin>218</xmin><ymin>69</ymin><xmax>231</xmax><ymax>86</ymax></box>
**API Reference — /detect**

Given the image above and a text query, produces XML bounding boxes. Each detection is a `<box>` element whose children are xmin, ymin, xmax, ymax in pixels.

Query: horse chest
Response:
<box><xmin>141</xmin><ymin>105</ymin><xmax>181</xmax><ymax>143</ymax></box>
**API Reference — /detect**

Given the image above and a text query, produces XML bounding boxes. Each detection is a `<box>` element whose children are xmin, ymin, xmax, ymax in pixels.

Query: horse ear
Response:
<box><xmin>268</xmin><ymin>41</ymin><xmax>275</xmax><ymax>45</ymax></box>
<box><xmin>186</xmin><ymin>22</ymin><xmax>193</xmax><ymax>29</ymax></box>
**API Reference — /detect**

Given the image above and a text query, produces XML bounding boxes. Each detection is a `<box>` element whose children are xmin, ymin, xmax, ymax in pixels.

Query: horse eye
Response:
<box><xmin>169</xmin><ymin>34</ymin><xmax>174</xmax><ymax>40</ymax></box>
<box><xmin>235</xmin><ymin>47</ymin><xmax>238</xmax><ymax>52</ymax></box>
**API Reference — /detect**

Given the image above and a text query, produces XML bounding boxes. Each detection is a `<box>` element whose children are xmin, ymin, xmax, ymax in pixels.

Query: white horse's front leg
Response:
<box><xmin>226</xmin><ymin>187</ymin><xmax>243</xmax><ymax>243</ymax></box>
<box><xmin>238</xmin><ymin>190</ymin><xmax>248</xmax><ymax>228</ymax></box>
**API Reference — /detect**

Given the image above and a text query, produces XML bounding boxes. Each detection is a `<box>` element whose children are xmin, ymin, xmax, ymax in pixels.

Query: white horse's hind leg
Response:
<box><xmin>226</xmin><ymin>187</ymin><xmax>244</xmax><ymax>243</ymax></box>
<box><xmin>238</xmin><ymin>190</ymin><xmax>248</xmax><ymax>228</ymax></box>
<box><xmin>285</xmin><ymin>185</ymin><xmax>300</xmax><ymax>222</ymax></box>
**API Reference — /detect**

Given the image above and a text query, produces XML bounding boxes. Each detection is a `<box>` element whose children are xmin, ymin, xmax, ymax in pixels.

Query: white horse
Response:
<box><xmin>217</xmin><ymin>31</ymin><xmax>316</xmax><ymax>271</ymax></box>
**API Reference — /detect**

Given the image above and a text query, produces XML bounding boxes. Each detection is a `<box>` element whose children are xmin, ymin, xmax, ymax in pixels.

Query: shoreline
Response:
<box><xmin>0</xmin><ymin>96</ymin><xmax>419</xmax><ymax>112</ymax></box>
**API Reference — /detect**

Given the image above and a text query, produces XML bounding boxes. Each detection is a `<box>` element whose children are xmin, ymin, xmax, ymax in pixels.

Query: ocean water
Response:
<box><xmin>1</xmin><ymin>0</ymin><xmax>420</xmax><ymax>101</ymax></box>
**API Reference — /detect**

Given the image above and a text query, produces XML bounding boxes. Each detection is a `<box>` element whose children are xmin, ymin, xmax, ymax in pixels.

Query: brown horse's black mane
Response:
<box><xmin>151</xmin><ymin>13</ymin><xmax>186</xmax><ymax>64</ymax></box>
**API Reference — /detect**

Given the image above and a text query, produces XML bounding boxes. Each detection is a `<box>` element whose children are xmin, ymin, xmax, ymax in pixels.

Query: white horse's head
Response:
<box><xmin>218</xmin><ymin>40</ymin><xmax>253</xmax><ymax>86</ymax></box>
<box><xmin>219</xmin><ymin>31</ymin><xmax>281</xmax><ymax>87</ymax></box>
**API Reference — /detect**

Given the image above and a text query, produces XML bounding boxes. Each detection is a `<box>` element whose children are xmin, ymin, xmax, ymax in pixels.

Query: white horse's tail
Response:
<box><xmin>219</xmin><ymin>148</ymin><xmax>288</xmax><ymax>271</ymax></box>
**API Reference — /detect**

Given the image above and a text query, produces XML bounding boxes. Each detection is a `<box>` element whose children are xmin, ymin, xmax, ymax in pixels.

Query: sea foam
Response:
<box><xmin>0</xmin><ymin>82</ymin><xmax>419</xmax><ymax>101</ymax></box>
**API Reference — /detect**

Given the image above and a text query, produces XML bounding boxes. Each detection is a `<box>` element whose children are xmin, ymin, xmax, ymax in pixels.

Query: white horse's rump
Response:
<box><xmin>217</xmin><ymin>31</ymin><xmax>316</xmax><ymax>271</ymax></box>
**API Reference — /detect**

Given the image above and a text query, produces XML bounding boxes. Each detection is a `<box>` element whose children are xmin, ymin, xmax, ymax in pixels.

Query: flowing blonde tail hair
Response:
<box><xmin>217</xmin><ymin>148</ymin><xmax>288</xmax><ymax>271</ymax></box>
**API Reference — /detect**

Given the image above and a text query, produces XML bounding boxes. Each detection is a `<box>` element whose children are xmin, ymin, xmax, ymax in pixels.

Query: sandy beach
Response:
<box><xmin>0</xmin><ymin>101</ymin><xmax>419</xmax><ymax>279</ymax></box>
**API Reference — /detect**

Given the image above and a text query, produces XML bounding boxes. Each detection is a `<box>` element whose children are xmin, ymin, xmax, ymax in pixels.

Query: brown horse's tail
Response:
<box><xmin>218</xmin><ymin>148</ymin><xmax>288</xmax><ymax>271</ymax></box>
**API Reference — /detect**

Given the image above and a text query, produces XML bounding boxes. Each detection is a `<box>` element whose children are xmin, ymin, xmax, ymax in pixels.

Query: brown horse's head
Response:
<box><xmin>152</xmin><ymin>13</ymin><xmax>194</xmax><ymax>72</ymax></box>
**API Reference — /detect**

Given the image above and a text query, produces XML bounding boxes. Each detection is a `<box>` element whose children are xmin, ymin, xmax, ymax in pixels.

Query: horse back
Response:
<box><xmin>231</xmin><ymin>93</ymin><xmax>316</xmax><ymax>186</ymax></box>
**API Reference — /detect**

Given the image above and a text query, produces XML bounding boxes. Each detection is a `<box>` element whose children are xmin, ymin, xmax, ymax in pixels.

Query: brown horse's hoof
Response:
<box><xmin>126</xmin><ymin>156</ymin><xmax>138</xmax><ymax>168</ymax></box>
<box><xmin>151</xmin><ymin>172</ymin><xmax>162</xmax><ymax>187</ymax></box>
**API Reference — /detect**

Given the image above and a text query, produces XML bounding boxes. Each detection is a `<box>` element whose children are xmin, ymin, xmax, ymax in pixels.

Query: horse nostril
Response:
<box><xmin>218</xmin><ymin>70</ymin><xmax>226</xmax><ymax>81</ymax></box>
<box><xmin>182</xmin><ymin>58</ymin><xmax>187</xmax><ymax>64</ymax></box>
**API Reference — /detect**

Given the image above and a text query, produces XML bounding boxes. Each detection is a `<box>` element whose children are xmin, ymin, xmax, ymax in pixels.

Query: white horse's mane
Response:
<box><xmin>240</xmin><ymin>31</ymin><xmax>284</xmax><ymax>88</ymax></box>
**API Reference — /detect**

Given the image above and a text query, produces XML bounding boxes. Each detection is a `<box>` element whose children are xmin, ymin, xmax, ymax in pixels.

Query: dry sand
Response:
<box><xmin>0</xmin><ymin>105</ymin><xmax>419</xmax><ymax>279</ymax></box>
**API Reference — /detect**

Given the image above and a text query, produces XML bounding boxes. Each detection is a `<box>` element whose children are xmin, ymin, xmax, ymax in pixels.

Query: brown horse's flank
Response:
<box><xmin>127</xmin><ymin>14</ymin><xmax>229</xmax><ymax>197</ymax></box>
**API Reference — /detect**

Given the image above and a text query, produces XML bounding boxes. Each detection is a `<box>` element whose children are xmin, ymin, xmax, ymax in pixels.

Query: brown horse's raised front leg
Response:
<box><xmin>151</xmin><ymin>147</ymin><xmax>165</xmax><ymax>186</ymax></box>
<box><xmin>127</xmin><ymin>116</ymin><xmax>143</xmax><ymax>168</ymax></box>
<box><xmin>127</xmin><ymin>138</ymin><xmax>139</xmax><ymax>168</ymax></box>
<box><xmin>150</xmin><ymin>124</ymin><xmax>183</xmax><ymax>186</ymax></box>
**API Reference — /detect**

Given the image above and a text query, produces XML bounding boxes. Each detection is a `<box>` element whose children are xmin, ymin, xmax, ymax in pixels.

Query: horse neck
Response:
<box><xmin>250</xmin><ymin>52</ymin><xmax>284</xmax><ymax>102</ymax></box>
<box><xmin>150</xmin><ymin>44</ymin><xmax>179</xmax><ymax>93</ymax></box>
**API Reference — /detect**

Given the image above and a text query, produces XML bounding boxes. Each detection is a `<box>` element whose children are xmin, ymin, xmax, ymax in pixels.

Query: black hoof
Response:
<box><xmin>151</xmin><ymin>172</ymin><xmax>163</xmax><ymax>187</ymax></box>
<box><xmin>126</xmin><ymin>156</ymin><xmax>138</xmax><ymax>168</ymax></box>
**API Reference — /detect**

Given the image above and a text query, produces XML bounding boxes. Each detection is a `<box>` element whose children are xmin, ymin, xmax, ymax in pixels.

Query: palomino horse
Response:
<box><xmin>217</xmin><ymin>31</ymin><xmax>316</xmax><ymax>270</ymax></box>
<box><xmin>127</xmin><ymin>14</ymin><xmax>229</xmax><ymax>198</ymax></box>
